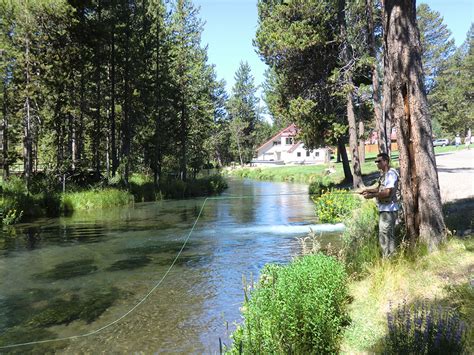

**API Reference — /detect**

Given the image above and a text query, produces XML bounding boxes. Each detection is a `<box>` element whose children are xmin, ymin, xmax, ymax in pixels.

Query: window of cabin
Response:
<box><xmin>285</xmin><ymin>137</ymin><xmax>293</xmax><ymax>145</ymax></box>
<box><xmin>306</xmin><ymin>151</ymin><xmax>310</xmax><ymax>157</ymax></box>
<box><xmin>297</xmin><ymin>152</ymin><xmax>301</xmax><ymax>157</ymax></box>
<box><xmin>315</xmin><ymin>152</ymin><xmax>319</xmax><ymax>157</ymax></box>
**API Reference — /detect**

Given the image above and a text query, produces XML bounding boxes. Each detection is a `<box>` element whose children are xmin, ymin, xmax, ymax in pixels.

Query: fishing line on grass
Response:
<box><xmin>0</xmin><ymin>191</ymin><xmax>354</xmax><ymax>349</ymax></box>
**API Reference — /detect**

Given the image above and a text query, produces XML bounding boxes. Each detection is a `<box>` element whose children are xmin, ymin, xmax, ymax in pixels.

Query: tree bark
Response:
<box><xmin>337</xmin><ymin>137</ymin><xmax>353</xmax><ymax>183</ymax></box>
<box><xmin>366</xmin><ymin>0</ymin><xmax>385</xmax><ymax>154</ymax></box>
<box><xmin>347</xmin><ymin>89</ymin><xmax>364</xmax><ymax>188</ymax></box>
<box><xmin>383</xmin><ymin>0</ymin><xmax>446</xmax><ymax>249</ymax></box>
<box><xmin>339</xmin><ymin>0</ymin><xmax>364</xmax><ymax>188</ymax></box>
<box><xmin>2</xmin><ymin>84</ymin><xmax>9</xmax><ymax>180</ymax></box>
<box><xmin>110</xmin><ymin>18</ymin><xmax>118</xmax><ymax>177</ymax></box>
<box><xmin>358</xmin><ymin>120</ymin><xmax>366</xmax><ymax>164</ymax></box>
<box><xmin>23</xmin><ymin>36</ymin><xmax>33</xmax><ymax>190</ymax></box>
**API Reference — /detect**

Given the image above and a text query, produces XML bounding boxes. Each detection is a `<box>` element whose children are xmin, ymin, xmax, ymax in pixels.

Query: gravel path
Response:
<box><xmin>436</xmin><ymin>149</ymin><xmax>474</xmax><ymax>202</ymax></box>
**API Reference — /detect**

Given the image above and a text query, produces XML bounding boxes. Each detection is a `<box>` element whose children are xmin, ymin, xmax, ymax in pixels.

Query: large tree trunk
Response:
<box><xmin>122</xmin><ymin>16</ymin><xmax>132</xmax><ymax>186</ymax></box>
<box><xmin>366</xmin><ymin>0</ymin><xmax>385</xmax><ymax>154</ymax></box>
<box><xmin>383</xmin><ymin>0</ymin><xmax>445</xmax><ymax>249</ymax></box>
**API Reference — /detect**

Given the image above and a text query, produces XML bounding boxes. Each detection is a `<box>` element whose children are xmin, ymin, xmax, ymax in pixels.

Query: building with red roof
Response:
<box><xmin>253</xmin><ymin>124</ymin><xmax>330</xmax><ymax>165</ymax></box>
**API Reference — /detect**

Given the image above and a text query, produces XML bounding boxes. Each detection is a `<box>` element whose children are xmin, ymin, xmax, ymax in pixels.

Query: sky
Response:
<box><xmin>195</xmin><ymin>0</ymin><xmax>473</xmax><ymax>100</ymax></box>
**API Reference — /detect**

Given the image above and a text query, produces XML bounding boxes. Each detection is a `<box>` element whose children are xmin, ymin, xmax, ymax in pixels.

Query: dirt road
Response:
<box><xmin>435</xmin><ymin>149</ymin><xmax>474</xmax><ymax>202</ymax></box>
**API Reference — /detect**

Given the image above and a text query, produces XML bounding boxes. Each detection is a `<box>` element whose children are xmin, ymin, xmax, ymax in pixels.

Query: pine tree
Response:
<box><xmin>227</xmin><ymin>61</ymin><xmax>260</xmax><ymax>165</ymax></box>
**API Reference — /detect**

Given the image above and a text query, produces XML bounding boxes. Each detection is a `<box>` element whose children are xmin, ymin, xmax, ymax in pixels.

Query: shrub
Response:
<box><xmin>158</xmin><ymin>175</ymin><xmax>227</xmax><ymax>199</ymax></box>
<box><xmin>313</xmin><ymin>189</ymin><xmax>359</xmax><ymax>223</ymax></box>
<box><xmin>342</xmin><ymin>200</ymin><xmax>381</xmax><ymax>275</ymax></box>
<box><xmin>60</xmin><ymin>189</ymin><xmax>134</xmax><ymax>212</ymax></box>
<box><xmin>308</xmin><ymin>175</ymin><xmax>334</xmax><ymax>197</ymax></box>
<box><xmin>229</xmin><ymin>254</ymin><xmax>348</xmax><ymax>353</ymax></box>
<box><xmin>384</xmin><ymin>300</ymin><xmax>467</xmax><ymax>354</ymax></box>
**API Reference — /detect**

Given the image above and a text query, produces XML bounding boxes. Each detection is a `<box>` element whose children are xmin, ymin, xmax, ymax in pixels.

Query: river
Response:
<box><xmin>0</xmin><ymin>179</ymin><xmax>343</xmax><ymax>353</ymax></box>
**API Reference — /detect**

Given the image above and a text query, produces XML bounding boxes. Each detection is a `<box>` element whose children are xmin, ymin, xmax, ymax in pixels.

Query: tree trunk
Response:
<box><xmin>110</xmin><ymin>20</ymin><xmax>118</xmax><ymax>177</ymax></box>
<box><xmin>122</xmin><ymin>20</ymin><xmax>131</xmax><ymax>186</ymax></box>
<box><xmin>366</xmin><ymin>0</ymin><xmax>385</xmax><ymax>154</ymax></box>
<box><xmin>153</xmin><ymin>20</ymin><xmax>163</xmax><ymax>188</ymax></box>
<box><xmin>339</xmin><ymin>0</ymin><xmax>363</xmax><ymax>188</ymax></box>
<box><xmin>94</xmin><ymin>0</ymin><xmax>102</xmax><ymax>175</ymax></box>
<box><xmin>347</xmin><ymin>89</ymin><xmax>364</xmax><ymax>188</ymax></box>
<box><xmin>2</xmin><ymin>84</ymin><xmax>9</xmax><ymax>180</ymax></box>
<box><xmin>337</xmin><ymin>137</ymin><xmax>353</xmax><ymax>183</ymax></box>
<box><xmin>179</xmin><ymin>100</ymin><xmax>187</xmax><ymax>181</ymax></box>
<box><xmin>383</xmin><ymin>0</ymin><xmax>445</xmax><ymax>249</ymax></box>
<box><xmin>381</xmin><ymin>15</ymin><xmax>391</xmax><ymax>156</ymax></box>
<box><xmin>23</xmin><ymin>37</ymin><xmax>33</xmax><ymax>190</ymax></box>
<box><xmin>358</xmin><ymin>120</ymin><xmax>366</xmax><ymax>164</ymax></box>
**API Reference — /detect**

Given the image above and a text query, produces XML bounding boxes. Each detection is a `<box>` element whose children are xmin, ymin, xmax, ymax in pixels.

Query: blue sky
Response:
<box><xmin>195</xmin><ymin>0</ymin><xmax>473</xmax><ymax>97</ymax></box>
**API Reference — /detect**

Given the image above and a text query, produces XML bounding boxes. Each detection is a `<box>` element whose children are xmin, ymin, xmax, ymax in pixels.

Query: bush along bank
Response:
<box><xmin>228</xmin><ymin>253</ymin><xmax>349</xmax><ymax>353</ymax></box>
<box><xmin>228</xmin><ymin>195</ymin><xmax>472</xmax><ymax>353</ymax></box>
<box><xmin>0</xmin><ymin>174</ymin><xmax>228</xmax><ymax>225</ymax></box>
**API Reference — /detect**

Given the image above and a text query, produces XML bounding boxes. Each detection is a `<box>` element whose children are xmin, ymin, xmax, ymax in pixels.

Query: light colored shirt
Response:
<box><xmin>377</xmin><ymin>168</ymin><xmax>399</xmax><ymax>212</ymax></box>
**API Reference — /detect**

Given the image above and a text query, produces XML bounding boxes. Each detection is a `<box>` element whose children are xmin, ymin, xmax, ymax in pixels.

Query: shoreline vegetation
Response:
<box><xmin>227</xmin><ymin>195</ymin><xmax>473</xmax><ymax>353</ymax></box>
<box><xmin>225</xmin><ymin>146</ymin><xmax>473</xmax><ymax>353</ymax></box>
<box><xmin>0</xmin><ymin>173</ymin><xmax>227</xmax><ymax>225</ymax></box>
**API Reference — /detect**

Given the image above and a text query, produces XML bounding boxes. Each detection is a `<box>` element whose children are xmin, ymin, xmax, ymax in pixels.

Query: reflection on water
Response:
<box><xmin>0</xmin><ymin>179</ymin><xmax>342</xmax><ymax>353</ymax></box>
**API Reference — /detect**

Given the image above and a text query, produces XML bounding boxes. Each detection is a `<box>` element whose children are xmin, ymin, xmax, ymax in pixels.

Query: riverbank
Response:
<box><xmin>228</xmin><ymin>193</ymin><xmax>473</xmax><ymax>353</ymax></box>
<box><xmin>0</xmin><ymin>174</ymin><xmax>227</xmax><ymax>225</ymax></box>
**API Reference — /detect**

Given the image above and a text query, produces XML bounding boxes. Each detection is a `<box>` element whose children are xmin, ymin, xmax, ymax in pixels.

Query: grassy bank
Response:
<box><xmin>1</xmin><ymin>174</ymin><xmax>227</xmax><ymax>224</ymax></box>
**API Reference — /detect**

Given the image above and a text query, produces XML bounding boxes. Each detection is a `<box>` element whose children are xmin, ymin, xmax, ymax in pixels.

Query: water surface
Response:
<box><xmin>0</xmin><ymin>179</ymin><xmax>342</xmax><ymax>353</ymax></box>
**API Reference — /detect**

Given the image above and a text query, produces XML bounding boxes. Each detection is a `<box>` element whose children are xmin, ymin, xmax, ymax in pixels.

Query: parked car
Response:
<box><xmin>433</xmin><ymin>138</ymin><xmax>450</xmax><ymax>147</ymax></box>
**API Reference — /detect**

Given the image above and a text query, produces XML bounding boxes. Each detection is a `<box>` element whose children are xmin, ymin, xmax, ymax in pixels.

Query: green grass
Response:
<box><xmin>341</xmin><ymin>237</ymin><xmax>474</xmax><ymax>353</ymax></box>
<box><xmin>61</xmin><ymin>189</ymin><xmax>134</xmax><ymax>212</ymax></box>
<box><xmin>226</xmin><ymin>146</ymin><xmax>468</xmax><ymax>185</ymax></box>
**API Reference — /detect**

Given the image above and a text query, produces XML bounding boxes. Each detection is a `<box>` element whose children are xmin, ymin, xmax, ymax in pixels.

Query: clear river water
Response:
<box><xmin>0</xmin><ymin>179</ymin><xmax>343</xmax><ymax>353</ymax></box>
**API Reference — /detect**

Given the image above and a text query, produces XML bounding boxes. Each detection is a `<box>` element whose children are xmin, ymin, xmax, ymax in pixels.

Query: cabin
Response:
<box><xmin>253</xmin><ymin>124</ymin><xmax>329</xmax><ymax>165</ymax></box>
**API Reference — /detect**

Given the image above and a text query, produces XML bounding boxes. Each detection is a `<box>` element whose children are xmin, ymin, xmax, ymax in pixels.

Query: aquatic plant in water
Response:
<box><xmin>34</xmin><ymin>259</ymin><xmax>98</xmax><ymax>280</ymax></box>
<box><xmin>107</xmin><ymin>256</ymin><xmax>152</xmax><ymax>271</ymax></box>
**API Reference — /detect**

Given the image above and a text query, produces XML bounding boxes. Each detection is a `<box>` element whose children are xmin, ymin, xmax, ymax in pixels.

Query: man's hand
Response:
<box><xmin>361</xmin><ymin>190</ymin><xmax>376</xmax><ymax>199</ymax></box>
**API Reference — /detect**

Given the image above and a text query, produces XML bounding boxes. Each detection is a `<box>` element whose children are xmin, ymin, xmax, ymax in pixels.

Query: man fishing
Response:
<box><xmin>361</xmin><ymin>153</ymin><xmax>399</xmax><ymax>257</ymax></box>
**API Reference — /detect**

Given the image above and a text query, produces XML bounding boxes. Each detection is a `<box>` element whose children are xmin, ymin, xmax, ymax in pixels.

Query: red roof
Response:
<box><xmin>287</xmin><ymin>142</ymin><xmax>303</xmax><ymax>153</ymax></box>
<box><xmin>256</xmin><ymin>123</ymin><xmax>299</xmax><ymax>152</ymax></box>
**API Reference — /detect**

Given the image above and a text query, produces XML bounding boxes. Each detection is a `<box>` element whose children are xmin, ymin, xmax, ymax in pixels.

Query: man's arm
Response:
<box><xmin>362</xmin><ymin>187</ymin><xmax>393</xmax><ymax>200</ymax></box>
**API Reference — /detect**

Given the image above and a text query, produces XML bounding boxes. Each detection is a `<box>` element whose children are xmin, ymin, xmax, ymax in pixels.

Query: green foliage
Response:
<box><xmin>417</xmin><ymin>3</ymin><xmax>456</xmax><ymax>94</ymax></box>
<box><xmin>60</xmin><ymin>189</ymin><xmax>134</xmax><ymax>212</ymax></box>
<box><xmin>342</xmin><ymin>200</ymin><xmax>381</xmax><ymax>275</ymax></box>
<box><xmin>429</xmin><ymin>25</ymin><xmax>474</xmax><ymax>136</ymax></box>
<box><xmin>158</xmin><ymin>175</ymin><xmax>228</xmax><ymax>199</ymax></box>
<box><xmin>313</xmin><ymin>189</ymin><xmax>359</xmax><ymax>224</ymax></box>
<box><xmin>229</xmin><ymin>254</ymin><xmax>348</xmax><ymax>353</ymax></box>
<box><xmin>2</xmin><ymin>209</ymin><xmax>24</xmax><ymax>226</ymax></box>
<box><xmin>308</xmin><ymin>175</ymin><xmax>334</xmax><ymax>197</ymax></box>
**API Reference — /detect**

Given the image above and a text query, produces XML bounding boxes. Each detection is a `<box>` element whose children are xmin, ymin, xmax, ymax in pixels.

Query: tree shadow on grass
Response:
<box><xmin>443</xmin><ymin>197</ymin><xmax>474</xmax><ymax>234</ymax></box>
<box><xmin>369</xmin><ymin>279</ymin><xmax>473</xmax><ymax>354</ymax></box>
